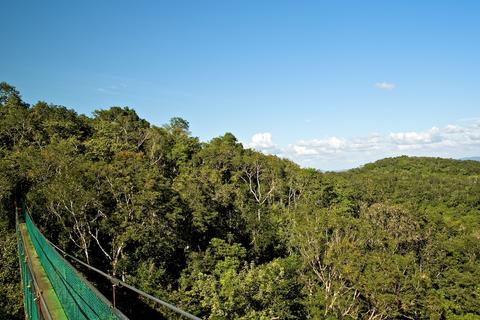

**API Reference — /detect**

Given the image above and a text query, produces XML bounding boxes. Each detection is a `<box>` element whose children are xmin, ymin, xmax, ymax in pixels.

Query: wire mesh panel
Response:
<box><xmin>17</xmin><ymin>223</ymin><xmax>41</xmax><ymax>320</ymax></box>
<box><xmin>25</xmin><ymin>213</ymin><xmax>120</xmax><ymax>320</ymax></box>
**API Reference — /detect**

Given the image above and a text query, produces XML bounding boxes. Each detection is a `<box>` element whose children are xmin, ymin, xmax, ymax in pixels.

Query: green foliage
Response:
<box><xmin>174</xmin><ymin>239</ymin><xmax>305</xmax><ymax>319</ymax></box>
<box><xmin>0</xmin><ymin>216</ymin><xmax>22</xmax><ymax>319</ymax></box>
<box><xmin>0</xmin><ymin>83</ymin><xmax>479</xmax><ymax>319</ymax></box>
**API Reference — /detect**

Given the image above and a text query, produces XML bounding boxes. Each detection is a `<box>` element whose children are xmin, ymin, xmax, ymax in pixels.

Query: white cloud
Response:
<box><xmin>293</xmin><ymin>145</ymin><xmax>318</xmax><ymax>155</ymax></box>
<box><xmin>250</xmin><ymin>132</ymin><xmax>274</xmax><ymax>149</ymax></box>
<box><xmin>444</xmin><ymin>124</ymin><xmax>464</xmax><ymax>133</ymax></box>
<box><xmin>375</xmin><ymin>82</ymin><xmax>396</xmax><ymax>90</ymax></box>
<box><xmin>96</xmin><ymin>84</ymin><xmax>126</xmax><ymax>95</ymax></box>
<box><xmin>468</xmin><ymin>132</ymin><xmax>480</xmax><ymax>141</ymax></box>
<box><xmin>291</xmin><ymin>137</ymin><xmax>347</xmax><ymax>156</ymax></box>
<box><xmin>247</xmin><ymin>119</ymin><xmax>480</xmax><ymax>171</ymax></box>
<box><xmin>326</xmin><ymin>137</ymin><xmax>346</xmax><ymax>149</ymax></box>
<box><xmin>389</xmin><ymin>127</ymin><xmax>440</xmax><ymax>145</ymax></box>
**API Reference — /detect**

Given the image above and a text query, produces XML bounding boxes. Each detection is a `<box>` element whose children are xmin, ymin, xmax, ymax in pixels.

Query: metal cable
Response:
<box><xmin>24</xmin><ymin>248</ymin><xmax>54</xmax><ymax>320</ymax></box>
<box><xmin>43</xmin><ymin>232</ymin><xmax>201</xmax><ymax>320</ymax></box>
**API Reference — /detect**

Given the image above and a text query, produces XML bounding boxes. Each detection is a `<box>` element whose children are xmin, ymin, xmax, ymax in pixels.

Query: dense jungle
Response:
<box><xmin>0</xmin><ymin>82</ymin><xmax>479</xmax><ymax>319</ymax></box>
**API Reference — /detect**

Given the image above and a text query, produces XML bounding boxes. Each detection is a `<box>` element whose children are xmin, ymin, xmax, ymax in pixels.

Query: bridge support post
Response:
<box><xmin>112</xmin><ymin>283</ymin><xmax>116</xmax><ymax>308</ymax></box>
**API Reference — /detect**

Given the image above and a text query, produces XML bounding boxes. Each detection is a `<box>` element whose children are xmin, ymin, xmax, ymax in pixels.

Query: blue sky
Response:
<box><xmin>2</xmin><ymin>1</ymin><xmax>480</xmax><ymax>170</ymax></box>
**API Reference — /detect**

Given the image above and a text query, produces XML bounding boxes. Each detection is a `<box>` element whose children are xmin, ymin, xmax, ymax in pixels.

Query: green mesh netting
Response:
<box><xmin>25</xmin><ymin>213</ymin><xmax>120</xmax><ymax>320</ymax></box>
<box><xmin>17</xmin><ymin>223</ymin><xmax>42</xmax><ymax>320</ymax></box>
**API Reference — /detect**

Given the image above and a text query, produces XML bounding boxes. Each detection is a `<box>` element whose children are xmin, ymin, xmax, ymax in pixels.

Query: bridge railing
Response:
<box><xmin>24</xmin><ymin>211</ymin><xmax>127</xmax><ymax>320</ymax></box>
<box><xmin>18</xmin><ymin>208</ymin><xmax>201</xmax><ymax>320</ymax></box>
<box><xmin>16</xmin><ymin>211</ymin><xmax>52</xmax><ymax>320</ymax></box>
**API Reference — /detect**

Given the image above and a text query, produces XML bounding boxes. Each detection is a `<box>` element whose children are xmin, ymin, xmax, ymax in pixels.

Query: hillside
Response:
<box><xmin>0</xmin><ymin>83</ymin><xmax>479</xmax><ymax>319</ymax></box>
<box><xmin>461</xmin><ymin>157</ymin><xmax>480</xmax><ymax>161</ymax></box>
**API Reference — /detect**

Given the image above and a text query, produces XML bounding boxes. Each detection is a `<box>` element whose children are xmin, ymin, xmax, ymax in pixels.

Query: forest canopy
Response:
<box><xmin>0</xmin><ymin>82</ymin><xmax>479</xmax><ymax>319</ymax></box>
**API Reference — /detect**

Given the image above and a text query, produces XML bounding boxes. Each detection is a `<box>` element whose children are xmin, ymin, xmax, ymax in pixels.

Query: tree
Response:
<box><xmin>167</xmin><ymin>117</ymin><xmax>190</xmax><ymax>133</ymax></box>
<box><xmin>174</xmin><ymin>238</ymin><xmax>306</xmax><ymax>319</ymax></box>
<box><xmin>0</xmin><ymin>82</ymin><xmax>24</xmax><ymax>107</ymax></box>
<box><xmin>1</xmin><ymin>83</ymin><xmax>479</xmax><ymax>319</ymax></box>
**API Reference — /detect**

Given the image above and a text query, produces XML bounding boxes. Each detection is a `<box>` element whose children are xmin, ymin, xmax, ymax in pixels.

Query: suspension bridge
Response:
<box><xmin>15</xmin><ymin>209</ymin><xmax>200</xmax><ymax>320</ymax></box>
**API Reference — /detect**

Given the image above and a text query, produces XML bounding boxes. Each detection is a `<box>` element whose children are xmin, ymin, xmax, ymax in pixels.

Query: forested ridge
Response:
<box><xmin>0</xmin><ymin>82</ymin><xmax>479</xmax><ymax>319</ymax></box>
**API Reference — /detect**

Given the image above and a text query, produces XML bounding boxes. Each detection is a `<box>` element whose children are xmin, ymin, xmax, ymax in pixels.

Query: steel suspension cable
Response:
<box><xmin>48</xmin><ymin>241</ymin><xmax>201</xmax><ymax>320</ymax></box>
<box><xmin>30</xmin><ymin>223</ymin><xmax>201</xmax><ymax>320</ymax></box>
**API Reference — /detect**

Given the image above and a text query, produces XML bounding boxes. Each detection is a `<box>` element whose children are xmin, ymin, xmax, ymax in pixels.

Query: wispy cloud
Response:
<box><xmin>374</xmin><ymin>82</ymin><xmax>396</xmax><ymax>90</ymax></box>
<box><xmin>247</xmin><ymin>120</ymin><xmax>480</xmax><ymax>170</ymax></box>
<box><xmin>96</xmin><ymin>84</ymin><xmax>127</xmax><ymax>95</ymax></box>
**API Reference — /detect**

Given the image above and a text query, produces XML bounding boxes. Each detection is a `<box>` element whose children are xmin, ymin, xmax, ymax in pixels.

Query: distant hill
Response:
<box><xmin>350</xmin><ymin>155</ymin><xmax>480</xmax><ymax>175</ymax></box>
<box><xmin>336</xmin><ymin>155</ymin><xmax>480</xmax><ymax>207</ymax></box>
<box><xmin>461</xmin><ymin>156</ymin><xmax>480</xmax><ymax>161</ymax></box>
